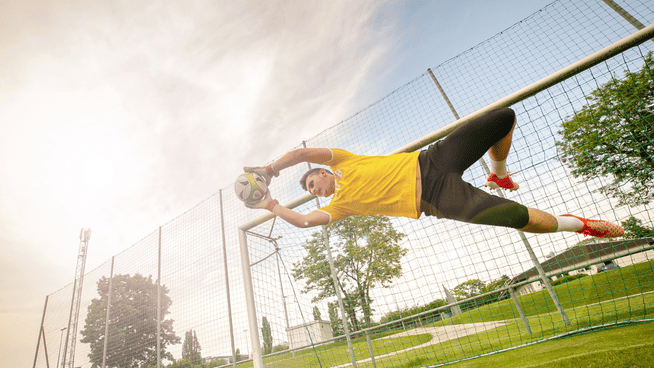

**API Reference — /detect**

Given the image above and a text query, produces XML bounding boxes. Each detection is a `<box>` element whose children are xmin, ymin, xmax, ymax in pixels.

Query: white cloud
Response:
<box><xmin>0</xmin><ymin>1</ymin><xmax>402</xmax><ymax>365</ymax></box>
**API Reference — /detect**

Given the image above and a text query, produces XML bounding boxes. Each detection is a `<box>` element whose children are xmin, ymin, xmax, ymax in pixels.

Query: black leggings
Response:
<box><xmin>419</xmin><ymin>108</ymin><xmax>530</xmax><ymax>229</ymax></box>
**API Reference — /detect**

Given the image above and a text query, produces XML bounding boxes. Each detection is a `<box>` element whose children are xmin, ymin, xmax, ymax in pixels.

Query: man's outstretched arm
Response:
<box><xmin>246</xmin><ymin>191</ymin><xmax>330</xmax><ymax>228</ymax></box>
<box><xmin>271</xmin><ymin>148</ymin><xmax>332</xmax><ymax>172</ymax></box>
<box><xmin>272</xmin><ymin>205</ymin><xmax>330</xmax><ymax>228</ymax></box>
<box><xmin>244</xmin><ymin>148</ymin><xmax>332</xmax><ymax>183</ymax></box>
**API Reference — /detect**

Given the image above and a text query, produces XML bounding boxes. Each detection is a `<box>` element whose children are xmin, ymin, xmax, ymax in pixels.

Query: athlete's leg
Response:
<box><xmin>434</xmin><ymin>107</ymin><xmax>516</xmax><ymax>175</ymax></box>
<box><xmin>486</xmin><ymin>117</ymin><xmax>515</xmax><ymax>180</ymax></box>
<box><xmin>484</xmin><ymin>113</ymin><xmax>520</xmax><ymax>191</ymax></box>
<box><xmin>520</xmin><ymin>208</ymin><xmax>624</xmax><ymax>238</ymax></box>
<box><xmin>429</xmin><ymin>107</ymin><xmax>519</xmax><ymax>190</ymax></box>
<box><xmin>487</xmin><ymin>116</ymin><xmax>516</xmax><ymax>162</ymax></box>
<box><xmin>520</xmin><ymin>208</ymin><xmax>557</xmax><ymax>233</ymax></box>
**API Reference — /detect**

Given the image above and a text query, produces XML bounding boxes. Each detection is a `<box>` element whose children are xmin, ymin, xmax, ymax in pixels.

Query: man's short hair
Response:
<box><xmin>300</xmin><ymin>168</ymin><xmax>333</xmax><ymax>191</ymax></box>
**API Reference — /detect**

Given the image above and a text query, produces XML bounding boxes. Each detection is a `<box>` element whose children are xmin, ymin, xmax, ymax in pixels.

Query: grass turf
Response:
<box><xmin>441</xmin><ymin>321</ymin><xmax>654</xmax><ymax>368</ymax></box>
<box><xmin>234</xmin><ymin>260</ymin><xmax>654</xmax><ymax>367</ymax></box>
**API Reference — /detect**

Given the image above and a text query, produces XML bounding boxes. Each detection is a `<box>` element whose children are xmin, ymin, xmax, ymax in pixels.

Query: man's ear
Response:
<box><xmin>319</xmin><ymin>168</ymin><xmax>326</xmax><ymax>176</ymax></box>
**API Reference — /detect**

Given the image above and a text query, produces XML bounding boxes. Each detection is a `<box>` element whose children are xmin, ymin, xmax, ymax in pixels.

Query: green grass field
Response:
<box><xmin>443</xmin><ymin>322</ymin><xmax>654</xmax><ymax>368</ymax></box>
<box><xmin>235</xmin><ymin>260</ymin><xmax>654</xmax><ymax>367</ymax></box>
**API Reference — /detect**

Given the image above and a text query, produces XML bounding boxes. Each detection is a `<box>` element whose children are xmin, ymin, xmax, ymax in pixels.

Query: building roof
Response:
<box><xmin>512</xmin><ymin>237</ymin><xmax>654</xmax><ymax>283</ymax></box>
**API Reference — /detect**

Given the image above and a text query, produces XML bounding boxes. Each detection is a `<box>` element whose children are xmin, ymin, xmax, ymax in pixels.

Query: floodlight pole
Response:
<box><xmin>61</xmin><ymin>228</ymin><xmax>92</xmax><ymax>368</ymax></box>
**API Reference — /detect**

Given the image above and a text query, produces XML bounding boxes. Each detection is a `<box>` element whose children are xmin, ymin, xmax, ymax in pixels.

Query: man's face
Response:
<box><xmin>305</xmin><ymin>170</ymin><xmax>335</xmax><ymax>197</ymax></box>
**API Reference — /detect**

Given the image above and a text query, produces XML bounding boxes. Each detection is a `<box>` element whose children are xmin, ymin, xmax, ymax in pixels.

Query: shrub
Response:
<box><xmin>551</xmin><ymin>273</ymin><xmax>588</xmax><ymax>286</ymax></box>
<box><xmin>272</xmin><ymin>343</ymin><xmax>289</xmax><ymax>352</ymax></box>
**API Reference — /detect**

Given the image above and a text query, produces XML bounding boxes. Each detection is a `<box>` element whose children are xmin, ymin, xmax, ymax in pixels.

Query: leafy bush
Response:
<box><xmin>380</xmin><ymin>299</ymin><xmax>446</xmax><ymax>327</ymax></box>
<box><xmin>551</xmin><ymin>273</ymin><xmax>588</xmax><ymax>286</ymax></box>
<box><xmin>273</xmin><ymin>343</ymin><xmax>289</xmax><ymax>352</ymax></box>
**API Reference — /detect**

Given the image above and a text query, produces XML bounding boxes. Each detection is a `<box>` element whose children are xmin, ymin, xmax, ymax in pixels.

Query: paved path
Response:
<box><xmin>330</xmin><ymin>321</ymin><xmax>505</xmax><ymax>368</ymax></box>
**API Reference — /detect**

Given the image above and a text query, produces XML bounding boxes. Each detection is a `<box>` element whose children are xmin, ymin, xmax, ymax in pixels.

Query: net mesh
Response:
<box><xmin>35</xmin><ymin>1</ymin><xmax>654</xmax><ymax>367</ymax></box>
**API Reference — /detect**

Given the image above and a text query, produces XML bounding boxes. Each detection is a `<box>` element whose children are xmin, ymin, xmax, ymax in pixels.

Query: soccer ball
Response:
<box><xmin>234</xmin><ymin>172</ymin><xmax>268</xmax><ymax>204</ymax></box>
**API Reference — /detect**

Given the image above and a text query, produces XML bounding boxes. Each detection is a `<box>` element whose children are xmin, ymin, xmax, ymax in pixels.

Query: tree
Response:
<box><xmin>312</xmin><ymin>306</ymin><xmax>322</xmax><ymax>321</ymax></box>
<box><xmin>452</xmin><ymin>276</ymin><xmax>510</xmax><ymax>310</ymax></box>
<box><xmin>81</xmin><ymin>273</ymin><xmax>180</xmax><ymax>368</ymax></box>
<box><xmin>292</xmin><ymin>215</ymin><xmax>407</xmax><ymax>329</ymax></box>
<box><xmin>206</xmin><ymin>358</ymin><xmax>228</xmax><ymax>367</ymax></box>
<box><xmin>165</xmin><ymin>359</ymin><xmax>192</xmax><ymax>368</ymax></box>
<box><xmin>261</xmin><ymin>316</ymin><xmax>273</xmax><ymax>355</ymax></box>
<box><xmin>483</xmin><ymin>275</ymin><xmax>510</xmax><ymax>294</ymax></box>
<box><xmin>557</xmin><ymin>52</ymin><xmax>654</xmax><ymax>206</ymax></box>
<box><xmin>327</xmin><ymin>302</ymin><xmax>343</xmax><ymax>336</ymax></box>
<box><xmin>452</xmin><ymin>279</ymin><xmax>486</xmax><ymax>300</ymax></box>
<box><xmin>272</xmin><ymin>343</ymin><xmax>288</xmax><ymax>352</ymax></box>
<box><xmin>181</xmin><ymin>329</ymin><xmax>202</xmax><ymax>365</ymax></box>
<box><xmin>621</xmin><ymin>216</ymin><xmax>654</xmax><ymax>239</ymax></box>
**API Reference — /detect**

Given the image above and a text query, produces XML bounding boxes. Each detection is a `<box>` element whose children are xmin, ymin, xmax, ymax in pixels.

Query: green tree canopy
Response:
<box><xmin>80</xmin><ymin>273</ymin><xmax>180</xmax><ymax>368</ymax></box>
<box><xmin>557</xmin><ymin>53</ymin><xmax>654</xmax><ymax>206</ymax></box>
<box><xmin>292</xmin><ymin>215</ymin><xmax>407</xmax><ymax>329</ymax></box>
<box><xmin>261</xmin><ymin>316</ymin><xmax>273</xmax><ymax>355</ymax></box>
<box><xmin>452</xmin><ymin>279</ymin><xmax>487</xmax><ymax>300</ymax></box>
<box><xmin>312</xmin><ymin>306</ymin><xmax>322</xmax><ymax>321</ymax></box>
<box><xmin>621</xmin><ymin>216</ymin><xmax>654</xmax><ymax>239</ymax></box>
<box><xmin>327</xmin><ymin>302</ymin><xmax>343</xmax><ymax>336</ymax></box>
<box><xmin>452</xmin><ymin>276</ymin><xmax>510</xmax><ymax>310</ymax></box>
<box><xmin>181</xmin><ymin>329</ymin><xmax>202</xmax><ymax>365</ymax></box>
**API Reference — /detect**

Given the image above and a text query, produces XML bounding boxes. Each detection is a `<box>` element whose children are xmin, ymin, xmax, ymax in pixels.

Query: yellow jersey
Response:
<box><xmin>318</xmin><ymin>148</ymin><xmax>421</xmax><ymax>222</ymax></box>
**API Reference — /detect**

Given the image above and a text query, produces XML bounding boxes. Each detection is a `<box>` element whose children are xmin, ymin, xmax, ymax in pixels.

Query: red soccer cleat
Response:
<box><xmin>484</xmin><ymin>173</ymin><xmax>519</xmax><ymax>191</ymax></box>
<box><xmin>560</xmin><ymin>214</ymin><xmax>624</xmax><ymax>238</ymax></box>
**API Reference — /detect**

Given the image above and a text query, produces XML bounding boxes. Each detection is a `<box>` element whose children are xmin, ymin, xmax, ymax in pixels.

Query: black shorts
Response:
<box><xmin>419</xmin><ymin>108</ymin><xmax>530</xmax><ymax>229</ymax></box>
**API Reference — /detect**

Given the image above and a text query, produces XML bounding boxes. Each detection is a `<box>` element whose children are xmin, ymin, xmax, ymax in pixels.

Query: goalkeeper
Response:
<box><xmin>244</xmin><ymin>108</ymin><xmax>623</xmax><ymax>238</ymax></box>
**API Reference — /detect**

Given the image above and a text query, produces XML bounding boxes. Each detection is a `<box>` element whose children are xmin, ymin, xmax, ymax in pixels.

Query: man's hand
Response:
<box><xmin>244</xmin><ymin>190</ymin><xmax>278</xmax><ymax>212</ymax></box>
<box><xmin>243</xmin><ymin>164</ymin><xmax>278</xmax><ymax>185</ymax></box>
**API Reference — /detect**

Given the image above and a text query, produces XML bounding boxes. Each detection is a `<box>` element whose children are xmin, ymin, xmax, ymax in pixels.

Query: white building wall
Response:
<box><xmin>614</xmin><ymin>249</ymin><xmax>654</xmax><ymax>268</ymax></box>
<box><xmin>287</xmin><ymin>320</ymin><xmax>334</xmax><ymax>350</ymax></box>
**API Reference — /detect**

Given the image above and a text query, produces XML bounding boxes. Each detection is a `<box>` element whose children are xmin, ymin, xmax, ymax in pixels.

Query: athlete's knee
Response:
<box><xmin>487</xmin><ymin>107</ymin><xmax>516</xmax><ymax>140</ymax></box>
<box><xmin>496</xmin><ymin>107</ymin><xmax>516</xmax><ymax>128</ymax></box>
<box><xmin>470</xmin><ymin>202</ymin><xmax>529</xmax><ymax>229</ymax></box>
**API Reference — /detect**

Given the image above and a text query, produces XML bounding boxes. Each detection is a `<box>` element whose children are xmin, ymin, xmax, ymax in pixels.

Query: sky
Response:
<box><xmin>0</xmin><ymin>0</ymin><xmax>563</xmax><ymax>366</ymax></box>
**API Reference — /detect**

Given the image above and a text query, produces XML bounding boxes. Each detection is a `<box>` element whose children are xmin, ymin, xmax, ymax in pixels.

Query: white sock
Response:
<box><xmin>555</xmin><ymin>215</ymin><xmax>584</xmax><ymax>232</ymax></box>
<box><xmin>489</xmin><ymin>159</ymin><xmax>508</xmax><ymax>178</ymax></box>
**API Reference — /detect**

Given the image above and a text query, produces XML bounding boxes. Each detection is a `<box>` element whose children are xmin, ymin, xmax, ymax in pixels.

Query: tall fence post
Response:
<box><xmin>102</xmin><ymin>257</ymin><xmax>115</xmax><ymax>368</ymax></box>
<box><xmin>322</xmin><ymin>226</ymin><xmax>359</xmax><ymax>367</ymax></box>
<box><xmin>601</xmin><ymin>0</ymin><xmax>653</xmax><ymax>45</ymax></box>
<box><xmin>427</xmin><ymin>68</ymin><xmax>570</xmax><ymax>327</ymax></box>
<box><xmin>157</xmin><ymin>227</ymin><xmax>162</xmax><ymax>368</ymax></box>
<box><xmin>32</xmin><ymin>295</ymin><xmax>49</xmax><ymax>368</ymax></box>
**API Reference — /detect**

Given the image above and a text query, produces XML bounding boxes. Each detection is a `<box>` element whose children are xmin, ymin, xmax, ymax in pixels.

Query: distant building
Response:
<box><xmin>511</xmin><ymin>237</ymin><xmax>654</xmax><ymax>295</ymax></box>
<box><xmin>286</xmin><ymin>320</ymin><xmax>333</xmax><ymax>350</ymax></box>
